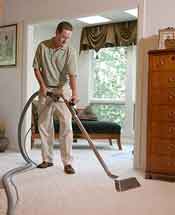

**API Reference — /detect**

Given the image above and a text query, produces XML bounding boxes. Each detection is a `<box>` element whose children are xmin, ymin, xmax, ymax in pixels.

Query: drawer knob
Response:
<box><xmin>169</xmin><ymin>143</ymin><xmax>175</xmax><ymax>148</ymax></box>
<box><xmin>168</xmin><ymin>94</ymin><xmax>175</xmax><ymax>100</ymax></box>
<box><xmin>168</xmin><ymin>111</ymin><xmax>175</xmax><ymax>118</ymax></box>
<box><xmin>168</xmin><ymin>127</ymin><xmax>175</xmax><ymax>133</ymax></box>
<box><xmin>172</xmin><ymin>56</ymin><xmax>175</xmax><ymax>61</ymax></box>
<box><xmin>168</xmin><ymin>77</ymin><xmax>175</xmax><ymax>82</ymax></box>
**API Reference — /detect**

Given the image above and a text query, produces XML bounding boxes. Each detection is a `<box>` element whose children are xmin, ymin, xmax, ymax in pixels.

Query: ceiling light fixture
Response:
<box><xmin>76</xmin><ymin>16</ymin><xmax>111</xmax><ymax>24</ymax></box>
<box><xmin>124</xmin><ymin>8</ymin><xmax>138</xmax><ymax>17</ymax></box>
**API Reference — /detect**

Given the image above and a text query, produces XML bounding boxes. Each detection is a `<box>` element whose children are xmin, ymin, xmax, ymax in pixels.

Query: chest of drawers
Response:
<box><xmin>146</xmin><ymin>49</ymin><xmax>175</xmax><ymax>180</ymax></box>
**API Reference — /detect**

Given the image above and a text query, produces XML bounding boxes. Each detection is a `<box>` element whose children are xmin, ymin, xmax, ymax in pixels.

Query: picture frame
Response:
<box><xmin>158</xmin><ymin>27</ymin><xmax>175</xmax><ymax>49</ymax></box>
<box><xmin>0</xmin><ymin>24</ymin><xmax>17</xmax><ymax>67</ymax></box>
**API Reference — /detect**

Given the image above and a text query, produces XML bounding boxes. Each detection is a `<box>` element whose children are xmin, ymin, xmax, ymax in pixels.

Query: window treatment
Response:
<box><xmin>80</xmin><ymin>20</ymin><xmax>137</xmax><ymax>52</ymax></box>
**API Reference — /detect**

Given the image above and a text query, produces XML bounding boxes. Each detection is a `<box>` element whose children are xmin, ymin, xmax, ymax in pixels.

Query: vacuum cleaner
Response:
<box><xmin>46</xmin><ymin>91</ymin><xmax>141</xmax><ymax>192</ymax></box>
<box><xmin>17</xmin><ymin>91</ymin><xmax>140</xmax><ymax>191</ymax></box>
<box><xmin>2</xmin><ymin>91</ymin><xmax>141</xmax><ymax>215</ymax></box>
<box><xmin>3</xmin><ymin>91</ymin><xmax>140</xmax><ymax>215</ymax></box>
<box><xmin>18</xmin><ymin>90</ymin><xmax>140</xmax><ymax>191</ymax></box>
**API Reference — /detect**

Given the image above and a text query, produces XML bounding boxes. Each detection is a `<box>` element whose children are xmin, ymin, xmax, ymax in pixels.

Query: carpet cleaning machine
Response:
<box><xmin>2</xmin><ymin>91</ymin><xmax>140</xmax><ymax>215</ymax></box>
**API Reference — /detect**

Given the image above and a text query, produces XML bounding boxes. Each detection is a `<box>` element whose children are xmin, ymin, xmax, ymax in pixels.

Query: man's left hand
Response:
<box><xmin>69</xmin><ymin>95</ymin><xmax>79</xmax><ymax>105</ymax></box>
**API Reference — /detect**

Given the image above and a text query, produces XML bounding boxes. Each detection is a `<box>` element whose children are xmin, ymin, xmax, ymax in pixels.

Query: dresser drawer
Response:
<box><xmin>150</xmin><ymin>155</ymin><xmax>175</xmax><ymax>174</ymax></box>
<box><xmin>150</xmin><ymin>122</ymin><xmax>175</xmax><ymax>139</ymax></box>
<box><xmin>151</xmin><ymin>105</ymin><xmax>175</xmax><ymax>121</ymax></box>
<box><xmin>150</xmin><ymin>138</ymin><xmax>175</xmax><ymax>156</ymax></box>
<box><xmin>151</xmin><ymin>88</ymin><xmax>175</xmax><ymax>105</ymax></box>
<box><xmin>151</xmin><ymin>71</ymin><xmax>175</xmax><ymax>88</ymax></box>
<box><xmin>150</xmin><ymin>54</ymin><xmax>175</xmax><ymax>71</ymax></box>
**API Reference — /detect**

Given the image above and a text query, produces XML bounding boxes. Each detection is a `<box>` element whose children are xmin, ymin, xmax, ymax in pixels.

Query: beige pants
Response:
<box><xmin>38</xmin><ymin>86</ymin><xmax>73</xmax><ymax>166</ymax></box>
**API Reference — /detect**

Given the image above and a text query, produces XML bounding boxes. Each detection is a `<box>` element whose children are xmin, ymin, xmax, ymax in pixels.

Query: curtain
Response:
<box><xmin>80</xmin><ymin>20</ymin><xmax>137</xmax><ymax>52</ymax></box>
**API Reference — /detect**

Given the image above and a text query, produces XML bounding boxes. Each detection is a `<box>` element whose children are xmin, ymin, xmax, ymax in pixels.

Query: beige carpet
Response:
<box><xmin>1</xmin><ymin>142</ymin><xmax>175</xmax><ymax>215</ymax></box>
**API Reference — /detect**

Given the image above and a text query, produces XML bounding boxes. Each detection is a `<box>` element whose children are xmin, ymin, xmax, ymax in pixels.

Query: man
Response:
<box><xmin>33</xmin><ymin>21</ymin><xmax>78</xmax><ymax>174</ymax></box>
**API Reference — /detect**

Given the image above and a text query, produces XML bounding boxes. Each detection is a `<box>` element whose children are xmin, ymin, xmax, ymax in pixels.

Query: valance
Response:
<box><xmin>80</xmin><ymin>20</ymin><xmax>137</xmax><ymax>52</ymax></box>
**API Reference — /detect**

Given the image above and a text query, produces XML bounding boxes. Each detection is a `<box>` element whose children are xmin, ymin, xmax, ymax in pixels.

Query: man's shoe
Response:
<box><xmin>37</xmin><ymin>161</ymin><xmax>53</xmax><ymax>168</ymax></box>
<box><xmin>64</xmin><ymin>164</ymin><xmax>75</xmax><ymax>174</ymax></box>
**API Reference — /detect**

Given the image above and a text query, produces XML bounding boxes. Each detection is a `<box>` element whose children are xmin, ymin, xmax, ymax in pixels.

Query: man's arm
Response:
<box><xmin>33</xmin><ymin>43</ymin><xmax>47</xmax><ymax>96</ymax></box>
<box><xmin>34</xmin><ymin>68</ymin><xmax>47</xmax><ymax>96</ymax></box>
<box><xmin>69</xmin><ymin>74</ymin><xmax>79</xmax><ymax>104</ymax></box>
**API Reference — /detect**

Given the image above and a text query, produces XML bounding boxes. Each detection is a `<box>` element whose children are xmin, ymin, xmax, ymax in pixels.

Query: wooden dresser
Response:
<box><xmin>146</xmin><ymin>49</ymin><xmax>175</xmax><ymax>180</ymax></box>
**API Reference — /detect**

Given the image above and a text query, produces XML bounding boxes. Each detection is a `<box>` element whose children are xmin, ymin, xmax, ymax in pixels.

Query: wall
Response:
<box><xmin>1</xmin><ymin>0</ymin><xmax>137</xmax><ymax>151</ymax></box>
<box><xmin>134</xmin><ymin>0</ymin><xmax>175</xmax><ymax>169</ymax></box>
<box><xmin>4</xmin><ymin>0</ymin><xmax>137</xmax><ymax>24</ymax></box>
<box><xmin>0</xmin><ymin>23</ymin><xmax>23</xmax><ymax>151</ymax></box>
<box><xmin>144</xmin><ymin>1</ymin><xmax>175</xmax><ymax>37</ymax></box>
<box><xmin>122</xmin><ymin>46</ymin><xmax>136</xmax><ymax>142</ymax></box>
<box><xmin>0</xmin><ymin>0</ymin><xmax>4</xmax><ymax>23</ymax></box>
<box><xmin>32</xmin><ymin>25</ymin><xmax>55</xmax><ymax>93</ymax></box>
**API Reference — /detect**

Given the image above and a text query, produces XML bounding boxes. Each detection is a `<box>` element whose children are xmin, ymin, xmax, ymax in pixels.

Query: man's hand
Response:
<box><xmin>69</xmin><ymin>75</ymin><xmax>79</xmax><ymax>105</ymax></box>
<box><xmin>69</xmin><ymin>95</ymin><xmax>79</xmax><ymax>105</ymax></box>
<box><xmin>40</xmin><ymin>85</ymin><xmax>47</xmax><ymax>97</ymax></box>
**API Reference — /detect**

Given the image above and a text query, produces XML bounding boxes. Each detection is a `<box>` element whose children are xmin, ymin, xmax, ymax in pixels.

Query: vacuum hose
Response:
<box><xmin>2</xmin><ymin>91</ymin><xmax>39</xmax><ymax>215</ymax></box>
<box><xmin>18</xmin><ymin>91</ymin><xmax>39</xmax><ymax>164</ymax></box>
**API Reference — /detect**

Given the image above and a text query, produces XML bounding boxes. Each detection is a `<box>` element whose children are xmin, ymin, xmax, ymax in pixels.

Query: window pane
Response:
<box><xmin>92</xmin><ymin>47</ymin><xmax>127</xmax><ymax>100</ymax></box>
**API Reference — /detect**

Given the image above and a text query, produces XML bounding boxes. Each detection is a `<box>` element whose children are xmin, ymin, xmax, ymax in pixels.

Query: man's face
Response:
<box><xmin>55</xmin><ymin>29</ymin><xmax>72</xmax><ymax>48</ymax></box>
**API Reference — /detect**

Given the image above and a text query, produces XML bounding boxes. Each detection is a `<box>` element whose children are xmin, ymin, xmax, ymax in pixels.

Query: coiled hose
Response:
<box><xmin>2</xmin><ymin>91</ymin><xmax>39</xmax><ymax>215</ymax></box>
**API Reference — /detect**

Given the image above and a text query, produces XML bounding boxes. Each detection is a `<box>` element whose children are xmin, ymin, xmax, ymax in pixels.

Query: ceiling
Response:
<box><xmin>35</xmin><ymin>8</ymin><xmax>137</xmax><ymax>29</ymax></box>
<box><xmin>71</xmin><ymin>9</ymin><xmax>137</xmax><ymax>26</ymax></box>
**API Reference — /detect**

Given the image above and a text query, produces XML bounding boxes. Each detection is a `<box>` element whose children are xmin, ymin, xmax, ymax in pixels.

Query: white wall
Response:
<box><xmin>0</xmin><ymin>23</ymin><xmax>23</xmax><ymax>150</ymax></box>
<box><xmin>144</xmin><ymin>1</ymin><xmax>175</xmax><ymax>37</ymax></box>
<box><xmin>32</xmin><ymin>25</ymin><xmax>57</xmax><ymax>94</ymax></box>
<box><xmin>134</xmin><ymin>0</ymin><xmax>175</xmax><ymax>169</ymax></box>
<box><xmin>1</xmin><ymin>0</ymin><xmax>138</xmax><ymax>150</ymax></box>
<box><xmin>0</xmin><ymin>0</ymin><xmax>4</xmax><ymax>22</ymax></box>
<box><xmin>122</xmin><ymin>46</ymin><xmax>136</xmax><ymax>142</ymax></box>
<box><xmin>0</xmin><ymin>0</ymin><xmax>5</xmax><ymax>31</ymax></box>
<box><xmin>4</xmin><ymin>0</ymin><xmax>137</xmax><ymax>24</ymax></box>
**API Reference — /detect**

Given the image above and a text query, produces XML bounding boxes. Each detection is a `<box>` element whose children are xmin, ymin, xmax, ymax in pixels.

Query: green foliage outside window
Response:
<box><xmin>91</xmin><ymin>104</ymin><xmax>126</xmax><ymax>126</ymax></box>
<box><xmin>92</xmin><ymin>47</ymin><xmax>127</xmax><ymax>100</ymax></box>
<box><xmin>91</xmin><ymin>47</ymin><xmax>127</xmax><ymax>125</ymax></box>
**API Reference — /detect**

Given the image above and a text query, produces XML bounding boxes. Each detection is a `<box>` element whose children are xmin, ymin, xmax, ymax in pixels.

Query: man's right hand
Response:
<box><xmin>40</xmin><ymin>86</ymin><xmax>47</xmax><ymax>97</ymax></box>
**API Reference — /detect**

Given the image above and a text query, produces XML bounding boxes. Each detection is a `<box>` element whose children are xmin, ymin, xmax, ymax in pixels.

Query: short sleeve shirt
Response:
<box><xmin>33</xmin><ymin>38</ymin><xmax>77</xmax><ymax>87</ymax></box>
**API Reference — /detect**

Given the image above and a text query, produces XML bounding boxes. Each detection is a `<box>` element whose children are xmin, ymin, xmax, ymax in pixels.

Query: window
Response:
<box><xmin>91</xmin><ymin>103</ymin><xmax>126</xmax><ymax>125</ymax></box>
<box><xmin>90</xmin><ymin>47</ymin><xmax>127</xmax><ymax>102</ymax></box>
<box><xmin>90</xmin><ymin>47</ymin><xmax>128</xmax><ymax>125</ymax></box>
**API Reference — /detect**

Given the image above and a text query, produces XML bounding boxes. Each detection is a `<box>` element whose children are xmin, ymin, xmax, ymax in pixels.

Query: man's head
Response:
<box><xmin>55</xmin><ymin>21</ymin><xmax>73</xmax><ymax>48</ymax></box>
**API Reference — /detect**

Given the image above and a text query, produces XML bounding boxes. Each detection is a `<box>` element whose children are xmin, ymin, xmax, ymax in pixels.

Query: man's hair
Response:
<box><xmin>56</xmin><ymin>21</ymin><xmax>73</xmax><ymax>33</ymax></box>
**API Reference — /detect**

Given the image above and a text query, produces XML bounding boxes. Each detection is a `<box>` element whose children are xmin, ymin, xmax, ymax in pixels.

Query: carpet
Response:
<box><xmin>1</xmin><ymin>142</ymin><xmax>175</xmax><ymax>215</ymax></box>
